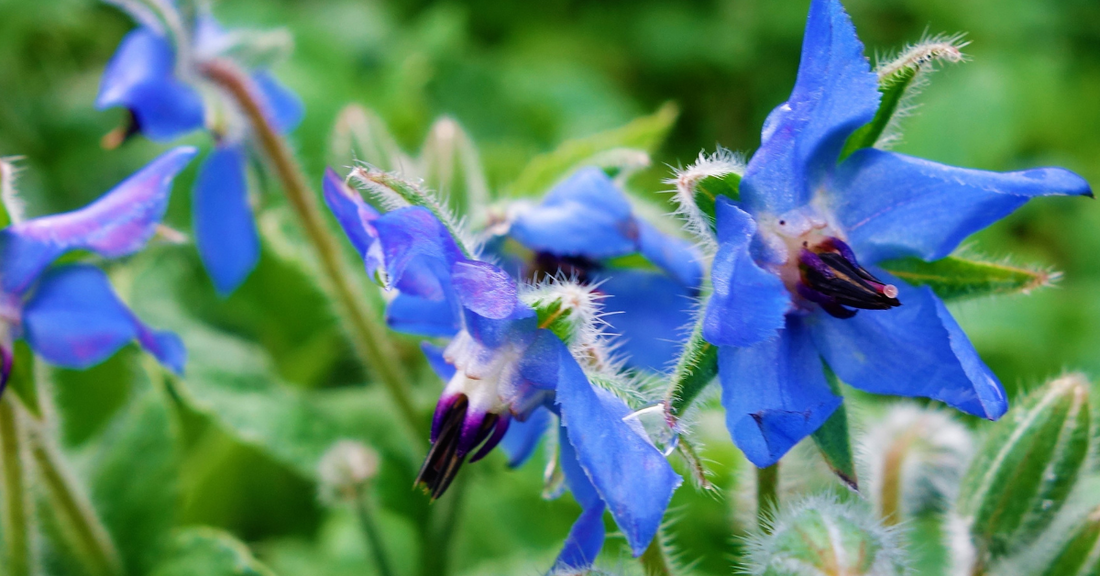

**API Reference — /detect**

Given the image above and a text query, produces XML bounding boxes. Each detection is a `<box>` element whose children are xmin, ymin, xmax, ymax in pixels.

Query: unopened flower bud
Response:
<box><xmin>745</xmin><ymin>496</ymin><xmax>907</xmax><ymax>576</ymax></box>
<box><xmin>318</xmin><ymin>440</ymin><xmax>380</xmax><ymax>504</ymax></box>
<box><xmin>957</xmin><ymin>374</ymin><xmax>1092</xmax><ymax>562</ymax></box>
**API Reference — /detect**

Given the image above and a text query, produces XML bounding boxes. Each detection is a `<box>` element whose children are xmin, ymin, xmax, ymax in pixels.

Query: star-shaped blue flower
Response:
<box><xmin>97</xmin><ymin>6</ymin><xmax>304</xmax><ymax>296</ymax></box>
<box><xmin>703</xmin><ymin>0</ymin><xmax>1091</xmax><ymax>468</ymax></box>
<box><xmin>498</xmin><ymin>167</ymin><xmax>703</xmax><ymax>372</ymax></box>
<box><xmin>323</xmin><ymin>169</ymin><xmax>681</xmax><ymax>570</ymax></box>
<box><xmin>0</xmin><ymin>147</ymin><xmax>196</xmax><ymax>392</ymax></box>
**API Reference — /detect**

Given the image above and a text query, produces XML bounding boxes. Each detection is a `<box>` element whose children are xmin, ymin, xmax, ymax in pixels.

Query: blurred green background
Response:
<box><xmin>1</xmin><ymin>0</ymin><xmax>1098</xmax><ymax>574</ymax></box>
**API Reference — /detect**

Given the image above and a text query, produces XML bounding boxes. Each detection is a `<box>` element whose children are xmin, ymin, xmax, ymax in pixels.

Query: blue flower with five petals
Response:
<box><xmin>702</xmin><ymin>0</ymin><xmax>1092</xmax><ymax>468</ymax></box>
<box><xmin>497</xmin><ymin>167</ymin><xmax>704</xmax><ymax>372</ymax></box>
<box><xmin>97</xmin><ymin>5</ymin><xmax>303</xmax><ymax>296</ymax></box>
<box><xmin>0</xmin><ymin>147</ymin><xmax>196</xmax><ymax>392</ymax></box>
<box><xmin>323</xmin><ymin>169</ymin><xmax>681</xmax><ymax>570</ymax></box>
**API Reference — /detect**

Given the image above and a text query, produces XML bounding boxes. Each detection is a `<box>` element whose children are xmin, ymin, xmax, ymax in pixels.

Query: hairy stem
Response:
<box><xmin>354</xmin><ymin>487</ymin><xmax>396</xmax><ymax>576</ymax></box>
<box><xmin>29</xmin><ymin>427</ymin><xmax>122</xmax><ymax>576</ymax></box>
<box><xmin>879</xmin><ymin>428</ymin><xmax>918</xmax><ymax>526</ymax></box>
<box><xmin>757</xmin><ymin>464</ymin><xmax>780</xmax><ymax>533</ymax></box>
<box><xmin>200</xmin><ymin>59</ymin><xmax>421</xmax><ymax>445</ymax></box>
<box><xmin>0</xmin><ymin>396</ymin><xmax>34</xmax><ymax>576</ymax></box>
<box><xmin>640</xmin><ymin>535</ymin><xmax>676</xmax><ymax>576</ymax></box>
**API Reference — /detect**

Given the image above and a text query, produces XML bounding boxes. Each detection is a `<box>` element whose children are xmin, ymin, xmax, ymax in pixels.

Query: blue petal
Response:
<box><xmin>451</xmin><ymin>260</ymin><xmax>520</xmax><ymax>320</ymax></box>
<box><xmin>718</xmin><ymin>316</ymin><xmax>842</xmax><ymax>468</ymax></box>
<box><xmin>509</xmin><ymin>167</ymin><xmax>638</xmax><ymax>259</ymax></box>
<box><xmin>594</xmin><ymin>269</ymin><xmax>695</xmax><ymax>372</ymax></box>
<box><xmin>252</xmin><ymin>71</ymin><xmax>304</xmax><ymax>133</ymax></box>
<box><xmin>807</xmin><ymin>278</ymin><xmax>1007</xmax><ymax>419</ymax></box>
<box><xmin>193</xmin><ymin>145</ymin><xmax>259</xmax><ymax>296</ymax></box>
<box><xmin>499</xmin><ymin>406</ymin><xmax>550</xmax><ymax>468</ymax></box>
<box><xmin>636</xmin><ymin>219</ymin><xmax>703</xmax><ymax>288</ymax></box>
<box><xmin>96</xmin><ymin>29</ymin><xmax>205</xmax><ymax>141</ymax></box>
<box><xmin>832</xmin><ymin>149</ymin><xmax>1093</xmax><ymax>263</ymax></box>
<box><xmin>387</xmin><ymin>294</ymin><xmax>459</xmax><ymax>337</ymax></box>
<box><xmin>372</xmin><ymin>207</ymin><xmax>464</xmax><ymax>299</ymax></box>
<box><xmin>739</xmin><ymin>0</ymin><xmax>879</xmax><ymax>215</ymax></box>
<box><xmin>322</xmin><ymin>167</ymin><xmax>380</xmax><ymax>268</ymax></box>
<box><xmin>22</xmin><ymin>265</ymin><xmax>185</xmax><ymax>374</ymax></box>
<box><xmin>702</xmin><ymin>198</ymin><xmax>790</xmax><ymax>347</ymax></box>
<box><xmin>555</xmin><ymin>336</ymin><xmax>681</xmax><ymax>557</ymax></box>
<box><xmin>0</xmin><ymin>147</ymin><xmax>196</xmax><ymax>296</ymax></box>
<box><xmin>553</xmin><ymin>425</ymin><xmax>607</xmax><ymax>571</ymax></box>
<box><xmin>421</xmin><ymin>341</ymin><xmax>456</xmax><ymax>381</ymax></box>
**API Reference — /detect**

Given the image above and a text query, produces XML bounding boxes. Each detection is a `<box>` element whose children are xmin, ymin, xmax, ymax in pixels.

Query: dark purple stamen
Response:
<box><xmin>797</xmin><ymin>237</ymin><xmax>900</xmax><ymax>319</ymax></box>
<box><xmin>531</xmin><ymin>252</ymin><xmax>601</xmax><ymax>283</ymax></box>
<box><xmin>416</xmin><ymin>394</ymin><xmax>508</xmax><ymax>500</ymax></box>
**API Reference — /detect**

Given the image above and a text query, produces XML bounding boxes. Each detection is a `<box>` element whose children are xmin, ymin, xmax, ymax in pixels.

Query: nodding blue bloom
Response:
<box><xmin>97</xmin><ymin>3</ymin><xmax>304</xmax><ymax>296</ymax></box>
<box><xmin>703</xmin><ymin>0</ymin><xmax>1092</xmax><ymax>468</ymax></box>
<box><xmin>495</xmin><ymin>167</ymin><xmax>703</xmax><ymax>372</ymax></box>
<box><xmin>0</xmin><ymin>147</ymin><xmax>196</xmax><ymax>393</ymax></box>
<box><xmin>322</xmin><ymin>169</ymin><xmax>681</xmax><ymax>570</ymax></box>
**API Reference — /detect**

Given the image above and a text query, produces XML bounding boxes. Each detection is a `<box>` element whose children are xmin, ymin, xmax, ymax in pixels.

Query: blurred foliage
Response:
<box><xmin>1</xmin><ymin>0</ymin><xmax>1099</xmax><ymax>574</ymax></box>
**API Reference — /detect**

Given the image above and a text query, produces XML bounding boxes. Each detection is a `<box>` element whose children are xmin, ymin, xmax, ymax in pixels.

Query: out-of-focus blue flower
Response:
<box><xmin>97</xmin><ymin>3</ymin><xmax>304</xmax><ymax>296</ymax></box>
<box><xmin>495</xmin><ymin>167</ymin><xmax>703</xmax><ymax>372</ymax></box>
<box><xmin>323</xmin><ymin>169</ymin><xmax>681</xmax><ymax>570</ymax></box>
<box><xmin>0</xmin><ymin>147</ymin><xmax>196</xmax><ymax>392</ymax></box>
<box><xmin>702</xmin><ymin>0</ymin><xmax>1092</xmax><ymax>468</ymax></box>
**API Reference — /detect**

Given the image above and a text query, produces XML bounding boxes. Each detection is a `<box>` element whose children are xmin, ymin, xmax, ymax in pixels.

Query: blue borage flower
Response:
<box><xmin>97</xmin><ymin>1</ymin><xmax>304</xmax><ymax>296</ymax></box>
<box><xmin>0</xmin><ymin>147</ymin><xmax>196</xmax><ymax>392</ymax></box>
<box><xmin>323</xmin><ymin>169</ymin><xmax>681</xmax><ymax>570</ymax></box>
<box><xmin>494</xmin><ymin>167</ymin><xmax>704</xmax><ymax>372</ymax></box>
<box><xmin>700</xmin><ymin>0</ymin><xmax>1091</xmax><ymax>468</ymax></box>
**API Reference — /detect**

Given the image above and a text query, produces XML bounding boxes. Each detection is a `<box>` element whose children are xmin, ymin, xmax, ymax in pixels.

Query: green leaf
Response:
<box><xmin>506</xmin><ymin>102</ymin><xmax>679</xmax><ymax>197</ymax></box>
<box><xmin>84</xmin><ymin>359</ymin><xmax>181</xmax><ymax>575</ymax></box>
<box><xmin>666</xmin><ymin>319</ymin><xmax>718</xmax><ymax>418</ymax></box>
<box><xmin>878</xmin><ymin>256</ymin><xmax>1055</xmax><ymax>302</ymax></box>
<box><xmin>1040</xmin><ymin>501</ymin><xmax>1100</xmax><ymax>576</ymax></box>
<box><xmin>958</xmin><ymin>374</ymin><xmax>1092</xmax><ymax>561</ymax></box>
<box><xmin>810</xmin><ymin>368</ymin><xmax>857</xmax><ymax>490</ymax></box>
<box><xmin>840</xmin><ymin>66</ymin><xmax>918</xmax><ymax>161</ymax></box>
<box><xmin>150</xmin><ymin>528</ymin><xmax>277</xmax><ymax>576</ymax></box>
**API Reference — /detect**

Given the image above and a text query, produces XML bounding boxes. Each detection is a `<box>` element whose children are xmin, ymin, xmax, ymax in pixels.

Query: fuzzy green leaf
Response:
<box><xmin>0</xmin><ymin>157</ymin><xmax>16</xmax><ymax>229</ymax></box>
<box><xmin>506</xmin><ymin>102</ymin><xmax>679</xmax><ymax>197</ymax></box>
<box><xmin>1040</xmin><ymin>503</ymin><xmax>1100</xmax><ymax>576</ymax></box>
<box><xmin>86</xmin><ymin>360</ymin><xmax>181</xmax><ymax>575</ymax></box>
<box><xmin>958</xmin><ymin>374</ymin><xmax>1092</xmax><ymax>560</ymax></box>
<box><xmin>840</xmin><ymin>67</ymin><xmax>918</xmax><ymax>161</ymax></box>
<box><xmin>150</xmin><ymin>528</ymin><xmax>277</xmax><ymax>576</ymax></box>
<box><xmin>666</xmin><ymin>320</ymin><xmax>718</xmax><ymax>418</ymax></box>
<box><xmin>810</xmin><ymin>368</ymin><xmax>857</xmax><ymax>491</ymax></box>
<box><xmin>878</xmin><ymin>256</ymin><xmax>1054</xmax><ymax>302</ymax></box>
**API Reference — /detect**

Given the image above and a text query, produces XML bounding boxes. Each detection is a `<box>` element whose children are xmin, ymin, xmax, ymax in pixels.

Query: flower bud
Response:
<box><xmin>957</xmin><ymin>374</ymin><xmax>1092</xmax><ymax>561</ymax></box>
<box><xmin>862</xmin><ymin>404</ymin><xmax>974</xmax><ymax>524</ymax></box>
<box><xmin>745</xmin><ymin>496</ymin><xmax>907</xmax><ymax>576</ymax></box>
<box><xmin>317</xmin><ymin>440</ymin><xmax>380</xmax><ymax>504</ymax></box>
<box><xmin>1037</xmin><ymin>501</ymin><xmax>1100</xmax><ymax>576</ymax></box>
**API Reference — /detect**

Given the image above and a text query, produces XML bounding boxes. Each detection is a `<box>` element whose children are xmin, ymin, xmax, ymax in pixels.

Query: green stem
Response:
<box><xmin>639</xmin><ymin>536</ymin><xmax>676</xmax><ymax>576</ymax></box>
<box><xmin>421</xmin><ymin>474</ymin><xmax>466</xmax><ymax>576</ymax></box>
<box><xmin>354</xmin><ymin>487</ymin><xmax>396</xmax><ymax>576</ymax></box>
<box><xmin>757</xmin><ymin>464</ymin><xmax>779</xmax><ymax>533</ymax></box>
<box><xmin>200</xmin><ymin>59</ymin><xmax>422</xmax><ymax>446</ymax></box>
<box><xmin>29</xmin><ymin>427</ymin><xmax>121</xmax><ymax>576</ymax></box>
<box><xmin>0</xmin><ymin>396</ymin><xmax>34</xmax><ymax>576</ymax></box>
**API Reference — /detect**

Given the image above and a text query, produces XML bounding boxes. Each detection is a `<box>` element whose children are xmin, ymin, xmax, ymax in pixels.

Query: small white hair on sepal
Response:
<box><xmin>347</xmin><ymin>164</ymin><xmax>480</xmax><ymax>257</ymax></box>
<box><xmin>0</xmin><ymin>156</ymin><xmax>27</xmax><ymax>224</ymax></box>
<box><xmin>873</xmin><ymin>32</ymin><xmax>969</xmax><ymax>149</ymax></box>
<box><xmin>666</xmin><ymin>147</ymin><xmax>746</xmax><ymax>252</ymax></box>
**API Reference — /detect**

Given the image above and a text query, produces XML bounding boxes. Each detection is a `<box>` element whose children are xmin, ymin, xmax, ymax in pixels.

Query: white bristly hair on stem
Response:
<box><xmin>873</xmin><ymin>33</ymin><xmax>969</xmax><ymax>149</ymax></box>
<box><xmin>0</xmin><ymin>156</ymin><xmax>26</xmax><ymax>224</ymax></box>
<box><xmin>667</xmin><ymin>147</ymin><xmax>746</xmax><ymax>252</ymax></box>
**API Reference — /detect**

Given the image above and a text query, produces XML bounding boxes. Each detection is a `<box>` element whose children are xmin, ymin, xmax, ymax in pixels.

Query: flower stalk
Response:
<box><xmin>0</xmin><ymin>396</ymin><xmax>34</xmax><ymax>576</ymax></box>
<box><xmin>29</xmin><ymin>424</ymin><xmax>122</xmax><ymax>576</ymax></box>
<box><xmin>639</xmin><ymin>534</ymin><xmax>676</xmax><ymax>576</ymax></box>
<box><xmin>757</xmin><ymin>464</ymin><xmax>780</xmax><ymax>533</ymax></box>
<box><xmin>199</xmin><ymin>59</ymin><xmax>420</xmax><ymax>442</ymax></box>
<box><xmin>354</xmin><ymin>486</ymin><xmax>396</xmax><ymax>576</ymax></box>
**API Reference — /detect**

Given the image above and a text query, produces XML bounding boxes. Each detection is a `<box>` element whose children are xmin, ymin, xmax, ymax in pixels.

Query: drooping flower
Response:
<box><xmin>322</xmin><ymin>169</ymin><xmax>681</xmax><ymax>570</ymax></box>
<box><xmin>0</xmin><ymin>147</ymin><xmax>196</xmax><ymax>392</ymax></box>
<box><xmin>97</xmin><ymin>1</ymin><xmax>304</xmax><ymax>295</ymax></box>
<box><xmin>700</xmin><ymin>0</ymin><xmax>1091</xmax><ymax>468</ymax></box>
<box><xmin>493</xmin><ymin>167</ymin><xmax>703</xmax><ymax>372</ymax></box>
